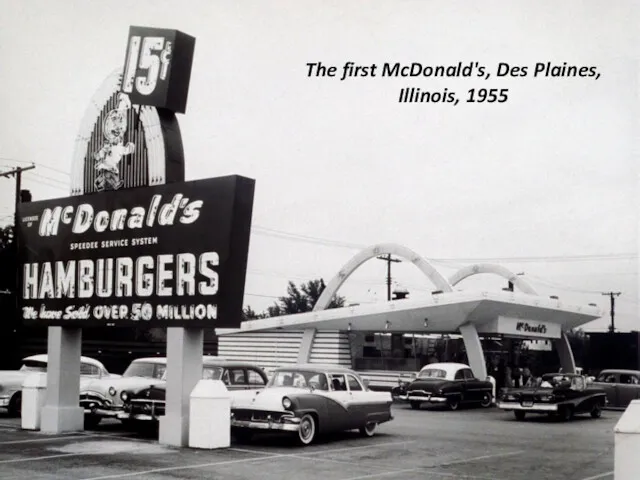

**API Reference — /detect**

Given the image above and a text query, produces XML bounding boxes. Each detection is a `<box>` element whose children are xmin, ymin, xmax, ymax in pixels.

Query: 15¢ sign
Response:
<box><xmin>120</xmin><ymin>26</ymin><xmax>196</xmax><ymax>114</ymax></box>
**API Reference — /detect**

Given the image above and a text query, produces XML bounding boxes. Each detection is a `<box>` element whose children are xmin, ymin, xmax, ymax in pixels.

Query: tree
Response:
<box><xmin>269</xmin><ymin>279</ymin><xmax>346</xmax><ymax>316</ymax></box>
<box><xmin>242</xmin><ymin>305</ymin><xmax>269</xmax><ymax>321</ymax></box>
<box><xmin>241</xmin><ymin>278</ymin><xmax>347</xmax><ymax>321</ymax></box>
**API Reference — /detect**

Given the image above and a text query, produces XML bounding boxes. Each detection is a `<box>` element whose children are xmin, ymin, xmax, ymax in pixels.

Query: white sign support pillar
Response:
<box><xmin>159</xmin><ymin>327</ymin><xmax>204</xmax><ymax>447</ymax></box>
<box><xmin>40</xmin><ymin>327</ymin><xmax>84</xmax><ymax>433</ymax></box>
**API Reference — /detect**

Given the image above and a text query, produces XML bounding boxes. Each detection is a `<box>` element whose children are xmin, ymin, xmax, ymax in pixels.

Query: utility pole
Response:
<box><xmin>602</xmin><ymin>291</ymin><xmax>622</xmax><ymax>333</ymax></box>
<box><xmin>0</xmin><ymin>165</ymin><xmax>35</xmax><ymax>230</ymax></box>
<box><xmin>377</xmin><ymin>254</ymin><xmax>402</xmax><ymax>301</ymax></box>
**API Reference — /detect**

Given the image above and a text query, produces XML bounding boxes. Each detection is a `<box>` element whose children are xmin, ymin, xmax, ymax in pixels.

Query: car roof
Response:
<box><xmin>23</xmin><ymin>354</ymin><xmax>106</xmax><ymax>370</ymax></box>
<box><xmin>131</xmin><ymin>356</ymin><xmax>263</xmax><ymax>370</ymax></box>
<box><xmin>420</xmin><ymin>363</ymin><xmax>470</xmax><ymax>375</ymax></box>
<box><xmin>275</xmin><ymin>363</ymin><xmax>357</xmax><ymax>375</ymax></box>
<box><xmin>599</xmin><ymin>369</ymin><xmax>640</xmax><ymax>376</ymax></box>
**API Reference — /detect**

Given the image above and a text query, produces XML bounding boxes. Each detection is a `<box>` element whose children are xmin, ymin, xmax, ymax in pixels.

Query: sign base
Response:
<box><xmin>159</xmin><ymin>327</ymin><xmax>203</xmax><ymax>447</ymax></box>
<box><xmin>40</xmin><ymin>327</ymin><xmax>83</xmax><ymax>433</ymax></box>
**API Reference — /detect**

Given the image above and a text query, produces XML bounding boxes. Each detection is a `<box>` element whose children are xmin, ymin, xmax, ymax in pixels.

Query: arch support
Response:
<box><xmin>448</xmin><ymin>264</ymin><xmax>538</xmax><ymax>294</ymax></box>
<box><xmin>459</xmin><ymin>323</ymin><xmax>488</xmax><ymax>380</ymax></box>
<box><xmin>314</xmin><ymin>243</ymin><xmax>453</xmax><ymax>311</ymax></box>
<box><xmin>554</xmin><ymin>332</ymin><xmax>577</xmax><ymax>374</ymax></box>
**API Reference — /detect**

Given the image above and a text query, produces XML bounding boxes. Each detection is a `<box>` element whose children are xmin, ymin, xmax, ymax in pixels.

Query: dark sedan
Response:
<box><xmin>118</xmin><ymin>360</ymin><xmax>268</xmax><ymax>424</ymax></box>
<box><xmin>393</xmin><ymin>362</ymin><xmax>493</xmax><ymax>410</ymax></box>
<box><xmin>497</xmin><ymin>373</ymin><xmax>607</xmax><ymax>421</ymax></box>
<box><xmin>592</xmin><ymin>369</ymin><xmax>640</xmax><ymax>409</ymax></box>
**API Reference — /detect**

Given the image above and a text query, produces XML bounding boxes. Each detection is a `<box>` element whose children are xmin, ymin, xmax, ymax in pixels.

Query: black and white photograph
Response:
<box><xmin>0</xmin><ymin>1</ymin><xmax>637</xmax><ymax>479</ymax></box>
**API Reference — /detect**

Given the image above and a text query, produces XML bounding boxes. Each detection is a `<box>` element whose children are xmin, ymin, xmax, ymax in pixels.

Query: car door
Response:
<box><xmin>594</xmin><ymin>372</ymin><xmax>620</xmax><ymax>407</ymax></box>
<box><xmin>617</xmin><ymin>373</ymin><xmax>640</xmax><ymax>408</ymax></box>
<box><xmin>461</xmin><ymin>368</ymin><xmax>484</xmax><ymax>402</ymax></box>
<box><xmin>326</xmin><ymin>374</ymin><xmax>352</xmax><ymax>429</ymax></box>
<box><xmin>453</xmin><ymin>368</ymin><xmax>468</xmax><ymax>402</ymax></box>
<box><xmin>345</xmin><ymin>374</ymin><xmax>369</xmax><ymax>426</ymax></box>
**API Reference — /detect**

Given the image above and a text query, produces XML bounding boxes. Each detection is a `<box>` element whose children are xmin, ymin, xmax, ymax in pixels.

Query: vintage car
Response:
<box><xmin>591</xmin><ymin>369</ymin><xmax>640</xmax><ymax>409</ymax></box>
<box><xmin>497</xmin><ymin>373</ymin><xmax>607</xmax><ymax>421</ymax></box>
<box><xmin>392</xmin><ymin>362</ymin><xmax>493</xmax><ymax>410</ymax></box>
<box><xmin>80</xmin><ymin>356</ymin><xmax>169</xmax><ymax>427</ymax></box>
<box><xmin>230</xmin><ymin>364</ymin><xmax>393</xmax><ymax>446</ymax></box>
<box><xmin>118</xmin><ymin>359</ymin><xmax>268</xmax><ymax>424</ymax></box>
<box><xmin>0</xmin><ymin>354</ymin><xmax>116</xmax><ymax>417</ymax></box>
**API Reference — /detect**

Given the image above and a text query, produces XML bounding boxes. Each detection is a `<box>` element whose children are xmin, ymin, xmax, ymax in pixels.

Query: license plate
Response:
<box><xmin>522</xmin><ymin>401</ymin><xmax>533</xmax><ymax>407</ymax></box>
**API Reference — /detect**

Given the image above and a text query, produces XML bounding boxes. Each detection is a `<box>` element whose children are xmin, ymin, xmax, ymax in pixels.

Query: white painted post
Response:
<box><xmin>159</xmin><ymin>327</ymin><xmax>204</xmax><ymax>447</ymax></box>
<box><xmin>21</xmin><ymin>372</ymin><xmax>47</xmax><ymax>430</ymax></box>
<box><xmin>188</xmin><ymin>379</ymin><xmax>230</xmax><ymax>449</ymax></box>
<box><xmin>40</xmin><ymin>327</ymin><xmax>84</xmax><ymax>433</ymax></box>
<box><xmin>614</xmin><ymin>399</ymin><xmax>640</xmax><ymax>479</ymax></box>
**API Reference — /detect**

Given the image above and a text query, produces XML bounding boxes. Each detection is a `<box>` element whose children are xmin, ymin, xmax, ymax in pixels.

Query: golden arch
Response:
<box><xmin>313</xmin><ymin>243</ymin><xmax>453</xmax><ymax>311</ymax></box>
<box><xmin>448</xmin><ymin>264</ymin><xmax>539</xmax><ymax>295</ymax></box>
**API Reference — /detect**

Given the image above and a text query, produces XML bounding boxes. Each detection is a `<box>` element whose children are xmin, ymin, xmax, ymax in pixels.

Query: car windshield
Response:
<box><xmin>268</xmin><ymin>370</ymin><xmax>329</xmax><ymax>391</ymax></box>
<box><xmin>123</xmin><ymin>362</ymin><xmax>166</xmax><ymax>379</ymax></box>
<box><xmin>418</xmin><ymin>368</ymin><xmax>447</xmax><ymax>379</ymax></box>
<box><xmin>20</xmin><ymin>360</ymin><xmax>47</xmax><ymax>372</ymax></box>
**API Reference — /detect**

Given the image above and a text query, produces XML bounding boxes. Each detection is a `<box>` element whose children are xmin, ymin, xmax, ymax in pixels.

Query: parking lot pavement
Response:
<box><xmin>0</xmin><ymin>405</ymin><xmax>618</xmax><ymax>480</ymax></box>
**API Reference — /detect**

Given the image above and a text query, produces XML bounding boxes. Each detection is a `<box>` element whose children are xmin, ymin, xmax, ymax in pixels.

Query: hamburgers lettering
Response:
<box><xmin>22</xmin><ymin>252</ymin><xmax>218</xmax><ymax>300</ymax></box>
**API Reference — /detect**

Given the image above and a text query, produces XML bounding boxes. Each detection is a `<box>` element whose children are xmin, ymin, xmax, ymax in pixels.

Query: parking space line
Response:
<box><xmin>436</xmin><ymin>450</ymin><xmax>525</xmax><ymax>467</ymax></box>
<box><xmin>340</xmin><ymin>468</ymin><xmax>504</xmax><ymax>480</ymax></box>
<box><xmin>296</xmin><ymin>440</ymin><xmax>418</xmax><ymax>456</ymax></box>
<box><xmin>0</xmin><ymin>434</ymin><xmax>93</xmax><ymax>445</ymax></box>
<box><xmin>77</xmin><ymin>453</ymin><xmax>287</xmax><ymax>480</ymax></box>
<box><xmin>578</xmin><ymin>472</ymin><xmax>614</xmax><ymax>480</ymax></box>
<box><xmin>0</xmin><ymin>453</ymin><xmax>84</xmax><ymax>464</ymax></box>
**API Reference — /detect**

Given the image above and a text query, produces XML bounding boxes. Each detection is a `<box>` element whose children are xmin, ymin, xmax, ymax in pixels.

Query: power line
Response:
<box><xmin>250</xmin><ymin>225</ymin><xmax>636</xmax><ymax>264</ymax></box>
<box><xmin>0</xmin><ymin>157</ymin><xmax>70</xmax><ymax>177</ymax></box>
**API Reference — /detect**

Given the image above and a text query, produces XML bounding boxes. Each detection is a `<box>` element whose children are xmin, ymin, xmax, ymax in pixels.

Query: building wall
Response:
<box><xmin>217</xmin><ymin>330</ymin><xmax>353</xmax><ymax>372</ymax></box>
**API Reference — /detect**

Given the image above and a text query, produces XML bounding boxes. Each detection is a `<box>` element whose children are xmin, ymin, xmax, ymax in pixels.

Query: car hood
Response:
<box><xmin>232</xmin><ymin>386</ymin><xmax>307</xmax><ymax>411</ymax></box>
<box><xmin>81</xmin><ymin>376</ymin><xmax>165</xmax><ymax>395</ymax></box>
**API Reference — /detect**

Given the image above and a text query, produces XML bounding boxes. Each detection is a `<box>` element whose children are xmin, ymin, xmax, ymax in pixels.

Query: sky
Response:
<box><xmin>0</xmin><ymin>0</ymin><xmax>637</xmax><ymax>331</ymax></box>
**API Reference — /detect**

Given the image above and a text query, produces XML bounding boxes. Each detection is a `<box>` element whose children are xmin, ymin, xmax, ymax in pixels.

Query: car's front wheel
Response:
<box><xmin>480</xmin><ymin>393</ymin><xmax>492</xmax><ymax>408</ymax></box>
<box><xmin>448</xmin><ymin>397</ymin><xmax>460</xmax><ymax>411</ymax></box>
<box><xmin>359</xmin><ymin>422</ymin><xmax>377</xmax><ymax>437</ymax></box>
<box><xmin>514</xmin><ymin>410</ymin><xmax>526</xmax><ymax>421</ymax></box>
<box><xmin>410</xmin><ymin>401</ymin><xmax>421</xmax><ymax>410</ymax></box>
<box><xmin>298</xmin><ymin>414</ymin><xmax>317</xmax><ymax>446</ymax></box>
<box><xmin>590</xmin><ymin>403</ymin><xmax>602</xmax><ymax>419</ymax></box>
<box><xmin>8</xmin><ymin>393</ymin><xmax>21</xmax><ymax>417</ymax></box>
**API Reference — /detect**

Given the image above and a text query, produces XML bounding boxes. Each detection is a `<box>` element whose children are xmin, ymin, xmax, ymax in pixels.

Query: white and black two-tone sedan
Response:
<box><xmin>230</xmin><ymin>364</ymin><xmax>394</xmax><ymax>446</ymax></box>
<box><xmin>392</xmin><ymin>362</ymin><xmax>494</xmax><ymax>410</ymax></box>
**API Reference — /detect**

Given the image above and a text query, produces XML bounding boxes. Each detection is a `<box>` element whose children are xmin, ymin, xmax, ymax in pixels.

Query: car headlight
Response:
<box><xmin>282</xmin><ymin>397</ymin><xmax>292</xmax><ymax>409</ymax></box>
<box><xmin>120</xmin><ymin>391</ymin><xmax>129</xmax><ymax>402</ymax></box>
<box><xmin>539</xmin><ymin>395</ymin><xmax>554</xmax><ymax>402</ymax></box>
<box><xmin>108</xmin><ymin>387</ymin><xmax>117</xmax><ymax>396</ymax></box>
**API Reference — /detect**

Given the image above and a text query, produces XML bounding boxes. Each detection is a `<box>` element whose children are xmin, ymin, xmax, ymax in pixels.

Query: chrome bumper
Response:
<box><xmin>117</xmin><ymin>412</ymin><xmax>158</xmax><ymax>422</ymax></box>
<box><xmin>397</xmin><ymin>394</ymin><xmax>447</xmax><ymax>403</ymax></box>
<box><xmin>498</xmin><ymin>401</ymin><xmax>558</xmax><ymax>412</ymax></box>
<box><xmin>83</xmin><ymin>407</ymin><xmax>122</xmax><ymax>417</ymax></box>
<box><xmin>231</xmin><ymin>419</ymin><xmax>300</xmax><ymax>432</ymax></box>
